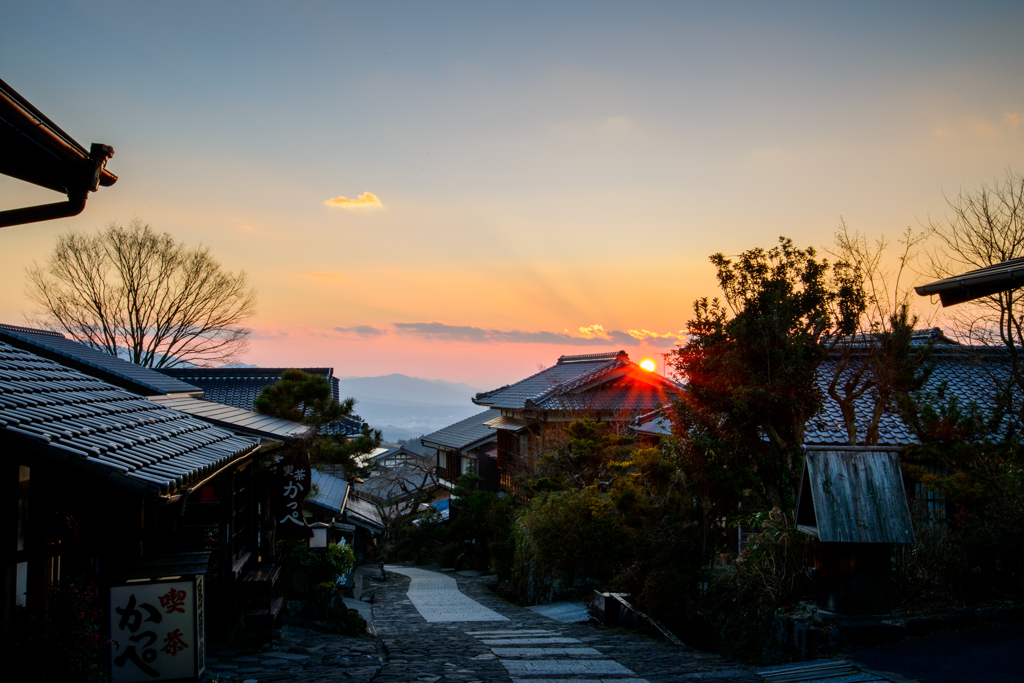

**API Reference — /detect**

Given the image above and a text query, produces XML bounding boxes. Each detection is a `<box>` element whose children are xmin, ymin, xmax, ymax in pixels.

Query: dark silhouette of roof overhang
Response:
<box><xmin>0</xmin><ymin>77</ymin><xmax>117</xmax><ymax>228</ymax></box>
<box><xmin>915</xmin><ymin>257</ymin><xmax>1024</xmax><ymax>306</ymax></box>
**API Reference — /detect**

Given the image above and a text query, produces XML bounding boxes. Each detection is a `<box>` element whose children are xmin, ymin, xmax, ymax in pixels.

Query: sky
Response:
<box><xmin>2</xmin><ymin>1</ymin><xmax>1023</xmax><ymax>388</ymax></box>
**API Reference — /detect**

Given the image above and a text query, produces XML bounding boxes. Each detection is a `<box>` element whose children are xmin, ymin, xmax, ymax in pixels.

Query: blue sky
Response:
<box><xmin>2</xmin><ymin>1</ymin><xmax>1022</xmax><ymax>385</ymax></box>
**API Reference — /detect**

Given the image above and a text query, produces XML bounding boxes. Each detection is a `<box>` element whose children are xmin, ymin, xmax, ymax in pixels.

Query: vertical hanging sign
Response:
<box><xmin>274</xmin><ymin>451</ymin><xmax>313</xmax><ymax>539</ymax></box>
<box><xmin>109</xmin><ymin>577</ymin><xmax>204</xmax><ymax>682</ymax></box>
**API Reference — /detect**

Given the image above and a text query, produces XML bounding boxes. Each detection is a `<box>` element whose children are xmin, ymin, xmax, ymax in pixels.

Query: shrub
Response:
<box><xmin>309</xmin><ymin>582</ymin><xmax>367</xmax><ymax>635</ymax></box>
<box><xmin>277</xmin><ymin>540</ymin><xmax>356</xmax><ymax>597</ymax></box>
<box><xmin>514</xmin><ymin>488</ymin><xmax>633</xmax><ymax>603</ymax></box>
<box><xmin>0</xmin><ymin>582</ymin><xmax>109</xmax><ymax>683</ymax></box>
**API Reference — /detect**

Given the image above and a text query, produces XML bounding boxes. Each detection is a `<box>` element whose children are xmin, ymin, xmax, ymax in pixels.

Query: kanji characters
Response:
<box><xmin>161</xmin><ymin>628</ymin><xmax>189</xmax><ymax>656</ymax></box>
<box><xmin>158</xmin><ymin>587</ymin><xmax>187</xmax><ymax>614</ymax></box>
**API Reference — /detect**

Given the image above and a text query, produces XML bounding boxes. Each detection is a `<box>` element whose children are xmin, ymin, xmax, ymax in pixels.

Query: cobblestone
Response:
<box><xmin>373</xmin><ymin>566</ymin><xmax>757</xmax><ymax>683</ymax></box>
<box><xmin>203</xmin><ymin>565</ymin><xmax>757</xmax><ymax>682</ymax></box>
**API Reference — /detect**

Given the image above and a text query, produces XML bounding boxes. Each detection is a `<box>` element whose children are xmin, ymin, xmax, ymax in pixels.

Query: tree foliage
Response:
<box><xmin>669</xmin><ymin>237</ymin><xmax>866</xmax><ymax>507</ymax></box>
<box><xmin>254</xmin><ymin>368</ymin><xmax>352</xmax><ymax>426</ymax></box>
<box><xmin>254</xmin><ymin>369</ymin><xmax>381</xmax><ymax>473</ymax></box>
<box><xmin>26</xmin><ymin>218</ymin><xmax>257</xmax><ymax>368</ymax></box>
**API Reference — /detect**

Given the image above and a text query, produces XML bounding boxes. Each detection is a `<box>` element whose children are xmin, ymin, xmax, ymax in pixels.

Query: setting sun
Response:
<box><xmin>640</xmin><ymin>359</ymin><xmax>656</xmax><ymax>372</ymax></box>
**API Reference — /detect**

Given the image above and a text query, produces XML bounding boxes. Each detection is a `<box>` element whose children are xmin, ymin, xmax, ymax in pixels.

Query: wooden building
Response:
<box><xmin>0</xmin><ymin>339</ymin><xmax>262</xmax><ymax>651</ymax></box>
<box><xmin>795</xmin><ymin>447</ymin><xmax>915</xmax><ymax>614</ymax></box>
<box><xmin>421</xmin><ymin>411</ymin><xmax>499</xmax><ymax>491</ymax></box>
<box><xmin>472</xmin><ymin>351</ymin><xmax>682</xmax><ymax>490</ymax></box>
<box><xmin>797</xmin><ymin>330</ymin><xmax>1020</xmax><ymax>612</ymax></box>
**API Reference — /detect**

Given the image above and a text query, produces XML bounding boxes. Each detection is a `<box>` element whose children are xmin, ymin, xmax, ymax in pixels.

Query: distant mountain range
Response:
<box><xmin>336</xmin><ymin>373</ymin><xmax>483</xmax><ymax>407</ymax></box>
<box><xmin>335</xmin><ymin>374</ymin><xmax>487</xmax><ymax>442</ymax></box>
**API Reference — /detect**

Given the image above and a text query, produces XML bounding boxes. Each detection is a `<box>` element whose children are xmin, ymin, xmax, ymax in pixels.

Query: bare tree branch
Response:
<box><xmin>25</xmin><ymin>218</ymin><xmax>257</xmax><ymax>368</ymax></box>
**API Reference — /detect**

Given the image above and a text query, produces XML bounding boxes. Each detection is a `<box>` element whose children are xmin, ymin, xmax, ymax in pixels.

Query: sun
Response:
<box><xmin>640</xmin><ymin>359</ymin><xmax>656</xmax><ymax>372</ymax></box>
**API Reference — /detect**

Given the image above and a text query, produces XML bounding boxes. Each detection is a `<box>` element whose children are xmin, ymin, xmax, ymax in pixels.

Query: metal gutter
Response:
<box><xmin>0</xmin><ymin>77</ymin><xmax>117</xmax><ymax>228</ymax></box>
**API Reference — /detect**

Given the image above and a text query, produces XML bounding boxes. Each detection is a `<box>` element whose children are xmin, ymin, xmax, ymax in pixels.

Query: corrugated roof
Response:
<box><xmin>307</xmin><ymin>468</ymin><xmax>350</xmax><ymax>516</ymax></box>
<box><xmin>147</xmin><ymin>395</ymin><xmax>311</xmax><ymax>440</ymax></box>
<box><xmin>795</xmin><ymin>448</ymin><xmax>915</xmax><ymax>544</ymax></box>
<box><xmin>473</xmin><ymin>351</ymin><xmax>681</xmax><ymax>412</ymax></box>
<box><xmin>0</xmin><ymin>341</ymin><xmax>258</xmax><ymax>497</ymax></box>
<box><xmin>0</xmin><ymin>324</ymin><xmax>202</xmax><ymax>396</ymax></box>
<box><xmin>807</xmin><ymin>345</ymin><xmax>1015</xmax><ymax>446</ymax></box>
<box><xmin>158</xmin><ymin>366</ymin><xmax>365</xmax><ymax>436</ymax></box>
<box><xmin>421</xmin><ymin>410</ymin><xmax>499</xmax><ymax>450</ymax></box>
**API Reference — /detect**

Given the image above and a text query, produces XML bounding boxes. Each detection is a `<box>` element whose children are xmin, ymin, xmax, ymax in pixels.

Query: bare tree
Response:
<box><xmin>927</xmin><ymin>169</ymin><xmax>1024</xmax><ymax>420</ymax></box>
<box><xmin>26</xmin><ymin>218</ymin><xmax>257</xmax><ymax>368</ymax></box>
<box><xmin>825</xmin><ymin>220</ymin><xmax>933</xmax><ymax>445</ymax></box>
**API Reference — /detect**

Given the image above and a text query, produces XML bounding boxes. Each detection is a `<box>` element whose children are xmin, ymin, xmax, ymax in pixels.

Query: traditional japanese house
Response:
<box><xmin>158</xmin><ymin>366</ymin><xmax>365</xmax><ymax>437</ymax></box>
<box><xmin>472</xmin><ymin>351</ymin><xmax>682</xmax><ymax>490</ymax></box>
<box><xmin>0</xmin><ymin>340</ymin><xmax>262</xmax><ymax>654</ymax></box>
<box><xmin>797</xmin><ymin>330</ymin><xmax>1018</xmax><ymax>613</ymax></box>
<box><xmin>420</xmin><ymin>411</ymin><xmax>499</xmax><ymax>491</ymax></box>
<box><xmin>0</xmin><ymin>324</ymin><xmax>318</xmax><ymax>643</ymax></box>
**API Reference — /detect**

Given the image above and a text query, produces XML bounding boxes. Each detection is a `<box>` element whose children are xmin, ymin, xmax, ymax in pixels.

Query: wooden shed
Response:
<box><xmin>795</xmin><ymin>446</ymin><xmax>915</xmax><ymax>614</ymax></box>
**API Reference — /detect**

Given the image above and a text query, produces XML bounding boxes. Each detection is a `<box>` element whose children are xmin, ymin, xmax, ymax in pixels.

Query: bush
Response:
<box><xmin>514</xmin><ymin>488</ymin><xmax>633</xmax><ymax>603</ymax></box>
<box><xmin>309</xmin><ymin>582</ymin><xmax>367</xmax><ymax>635</ymax></box>
<box><xmin>0</xmin><ymin>582</ymin><xmax>109</xmax><ymax>683</ymax></box>
<box><xmin>693</xmin><ymin>508</ymin><xmax>812</xmax><ymax>662</ymax></box>
<box><xmin>277</xmin><ymin>540</ymin><xmax>356</xmax><ymax>598</ymax></box>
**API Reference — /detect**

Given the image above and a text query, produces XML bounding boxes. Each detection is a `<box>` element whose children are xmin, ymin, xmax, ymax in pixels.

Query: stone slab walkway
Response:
<box><xmin>387</xmin><ymin>565</ymin><xmax>510</xmax><ymax>623</ymax></box>
<box><xmin>373</xmin><ymin>565</ymin><xmax>758</xmax><ymax>683</ymax></box>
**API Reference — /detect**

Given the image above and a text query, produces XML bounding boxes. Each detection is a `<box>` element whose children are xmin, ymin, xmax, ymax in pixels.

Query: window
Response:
<box><xmin>461</xmin><ymin>457</ymin><xmax>475</xmax><ymax>475</ymax></box>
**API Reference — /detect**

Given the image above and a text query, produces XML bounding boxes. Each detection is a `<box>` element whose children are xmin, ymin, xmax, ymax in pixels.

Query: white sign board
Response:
<box><xmin>109</xmin><ymin>579</ymin><xmax>201</xmax><ymax>682</ymax></box>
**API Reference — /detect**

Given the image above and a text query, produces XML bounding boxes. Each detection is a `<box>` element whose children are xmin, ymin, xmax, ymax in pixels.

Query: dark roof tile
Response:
<box><xmin>158</xmin><ymin>366</ymin><xmax>366</xmax><ymax>436</ymax></box>
<box><xmin>420</xmin><ymin>410</ymin><xmax>498</xmax><ymax>451</ymax></box>
<box><xmin>473</xmin><ymin>350</ymin><xmax>681</xmax><ymax>412</ymax></box>
<box><xmin>0</xmin><ymin>324</ymin><xmax>202</xmax><ymax>396</ymax></box>
<box><xmin>0</xmin><ymin>341</ymin><xmax>258</xmax><ymax>496</ymax></box>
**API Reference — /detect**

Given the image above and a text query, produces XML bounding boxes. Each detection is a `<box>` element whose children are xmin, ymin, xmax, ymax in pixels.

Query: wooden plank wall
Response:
<box><xmin>807</xmin><ymin>449</ymin><xmax>915</xmax><ymax>544</ymax></box>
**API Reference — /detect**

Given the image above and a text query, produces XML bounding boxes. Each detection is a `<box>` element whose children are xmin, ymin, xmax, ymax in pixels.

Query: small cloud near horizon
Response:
<box><xmin>324</xmin><ymin>191</ymin><xmax>384</xmax><ymax>209</ymax></box>
<box><xmin>334</xmin><ymin>325</ymin><xmax>386</xmax><ymax>337</ymax></box>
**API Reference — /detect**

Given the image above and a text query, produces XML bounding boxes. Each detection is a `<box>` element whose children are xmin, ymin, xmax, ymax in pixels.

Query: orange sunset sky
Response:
<box><xmin>2</xmin><ymin>2</ymin><xmax>1023</xmax><ymax>388</ymax></box>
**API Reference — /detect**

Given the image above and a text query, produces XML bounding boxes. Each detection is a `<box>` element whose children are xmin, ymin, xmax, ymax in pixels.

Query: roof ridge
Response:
<box><xmin>526</xmin><ymin>358</ymin><xmax>628</xmax><ymax>406</ymax></box>
<box><xmin>557</xmin><ymin>350</ymin><xmax>628</xmax><ymax>364</ymax></box>
<box><xmin>0</xmin><ymin>322</ymin><xmax>65</xmax><ymax>338</ymax></box>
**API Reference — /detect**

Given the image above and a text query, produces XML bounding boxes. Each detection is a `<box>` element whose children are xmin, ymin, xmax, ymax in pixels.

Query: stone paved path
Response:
<box><xmin>388</xmin><ymin>566</ymin><xmax>509</xmax><ymax>623</ymax></box>
<box><xmin>373</xmin><ymin>565</ymin><xmax>757</xmax><ymax>683</ymax></box>
<box><xmin>203</xmin><ymin>624</ymin><xmax>382</xmax><ymax>682</ymax></box>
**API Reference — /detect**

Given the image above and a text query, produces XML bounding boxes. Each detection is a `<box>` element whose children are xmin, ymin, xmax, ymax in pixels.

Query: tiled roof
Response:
<box><xmin>158</xmin><ymin>366</ymin><xmax>364</xmax><ymax>436</ymax></box>
<box><xmin>473</xmin><ymin>351</ymin><xmax>681</xmax><ymax>412</ymax></box>
<box><xmin>631</xmin><ymin>410</ymin><xmax>672</xmax><ymax>437</ymax></box>
<box><xmin>307</xmin><ymin>468</ymin><xmax>350</xmax><ymax>516</ymax></box>
<box><xmin>807</xmin><ymin>345</ymin><xmax>1016</xmax><ymax>446</ymax></box>
<box><xmin>0</xmin><ymin>341</ymin><xmax>258</xmax><ymax>497</ymax></box>
<box><xmin>147</xmin><ymin>395</ymin><xmax>311</xmax><ymax>441</ymax></box>
<box><xmin>0</xmin><ymin>324</ymin><xmax>202</xmax><ymax>396</ymax></box>
<box><xmin>344</xmin><ymin>494</ymin><xmax>384</xmax><ymax>531</ymax></box>
<box><xmin>829</xmin><ymin>327</ymin><xmax>956</xmax><ymax>350</ymax></box>
<box><xmin>420</xmin><ymin>410</ymin><xmax>498</xmax><ymax>451</ymax></box>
